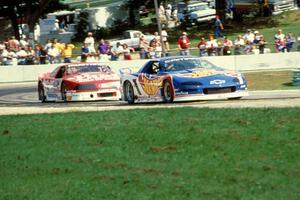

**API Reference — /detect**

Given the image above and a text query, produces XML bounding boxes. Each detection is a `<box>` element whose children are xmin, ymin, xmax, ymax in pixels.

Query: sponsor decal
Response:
<box><xmin>176</xmin><ymin>70</ymin><xmax>219</xmax><ymax>78</ymax></box>
<box><xmin>138</xmin><ymin>74</ymin><xmax>164</xmax><ymax>96</ymax></box>
<box><xmin>175</xmin><ymin>91</ymin><xmax>189</xmax><ymax>96</ymax></box>
<box><xmin>210</xmin><ymin>80</ymin><xmax>226</xmax><ymax>85</ymax></box>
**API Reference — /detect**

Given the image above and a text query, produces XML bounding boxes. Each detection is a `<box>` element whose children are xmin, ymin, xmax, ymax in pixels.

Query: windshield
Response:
<box><xmin>66</xmin><ymin>64</ymin><xmax>111</xmax><ymax>75</ymax></box>
<box><xmin>163</xmin><ymin>58</ymin><xmax>218</xmax><ymax>72</ymax></box>
<box><xmin>188</xmin><ymin>4</ymin><xmax>209</xmax><ymax>12</ymax></box>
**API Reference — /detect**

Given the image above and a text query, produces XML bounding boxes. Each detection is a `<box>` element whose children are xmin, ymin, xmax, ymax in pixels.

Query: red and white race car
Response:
<box><xmin>38</xmin><ymin>63</ymin><xmax>121</xmax><ymax>102</ymax></box>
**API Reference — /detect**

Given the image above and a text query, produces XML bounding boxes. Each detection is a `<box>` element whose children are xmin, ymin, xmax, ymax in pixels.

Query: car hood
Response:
<box><xmin>171</xmin><ymin>69</ymin><xmax>241</xmax><ymax>78</ymax></box>
<box><xmin>64</xmin><ymin>72</ymin><xmax>119</xmax><ymax>83</ymax></box>
<box><xmin>170</xmin><ymin>69</ymin><xmax>245</xmax><ymax>84</ymax></box>
<box><xmin>190</xmin><ymin>9</ymin><xmax>216</xmax><ymax>16</ymax></box>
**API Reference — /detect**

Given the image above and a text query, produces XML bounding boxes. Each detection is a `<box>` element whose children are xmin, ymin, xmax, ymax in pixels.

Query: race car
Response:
<box><xmin>38</xmin><ymin>63</ymin><xmax>121</xmax><ymax>102</ymax></box>
<box><xmin>121</xmin><ymin>56</ymin><xmax>248</xmax><ymax>104</ymax></box>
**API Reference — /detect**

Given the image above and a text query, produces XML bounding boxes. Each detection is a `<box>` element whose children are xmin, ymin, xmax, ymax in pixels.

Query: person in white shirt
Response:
<box><xmin>274</xmin><ymin>29</ymin><xmax>285</xmax><ymax>53</ymax></box>
<box><xmin>16</xmin><ymin>47</ymin><xmax>28</xmax><ymax>65</ymax></box>
<box><xmin>19</xmin><ymin>35</ymin><xmax>28</xmax><ymax>48</ymax></box>
<box><xmin>111</xmin><ymin>42</ymin><xmax>124</xmax><ymax>61</ymax></box>
<box><xmin>84</xmin><ymin>32</ymin><xmax>96</xmax><ymax>53</ymax></box>
<box><xmin>206</xmin><ymin>35</ymin><xmax>218</xmax><ymax>56</ymax></box>
<box><xmin>243</xmin><ymin>29</ymin><xmax>255</xmax><ymax>44</ymax></box>
<box><xmin>161</xmin><ymin>29</ymin><xmax>169</xmax><ymax>51</ymax></box>
<box><xmin>234</xmin><ymin>35</ymin><xmax>245</xmax><ymax>55</ymax></box>
<box><xmin>47</xmin><ymin>44</ymin><xmax>60</xmax><ymax>64</ymax></box>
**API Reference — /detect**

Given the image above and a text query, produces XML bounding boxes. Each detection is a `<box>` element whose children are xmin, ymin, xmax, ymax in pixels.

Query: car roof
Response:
<box><xmin>157</xmin><ymin>56</ymin><xmax>199</xmax><ymax>63</ymax></box>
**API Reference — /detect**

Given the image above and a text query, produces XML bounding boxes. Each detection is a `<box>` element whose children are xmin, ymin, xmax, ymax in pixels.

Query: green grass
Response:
<box><xmin>245</xmin><ymin>70</ymin><xmax>300</xmax><ymax>90</ymax></box>
<box><xmin>1</xmin><ymin>108</ymin><xmax>300</xmax><ymax>199</ymax></box>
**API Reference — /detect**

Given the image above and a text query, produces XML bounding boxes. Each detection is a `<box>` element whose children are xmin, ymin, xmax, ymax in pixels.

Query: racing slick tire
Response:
<box><xmin>163</xmin><ymin>80</ymin><xmax>174</xmax><ymax>103</ymax></box>
<box><xmin>124</xmin><ymin>81</ymin><xmax>135</xmax><ymax>104</ymax></box>
<box><xmin>38</xmin><ymin>82</ymin><xmax>46</xmax><ymax>103</ymax></box>
<box><xmin>61</xmin><ymin>82</ymin><xmax>67</xmax><ymax>102</ymax></box>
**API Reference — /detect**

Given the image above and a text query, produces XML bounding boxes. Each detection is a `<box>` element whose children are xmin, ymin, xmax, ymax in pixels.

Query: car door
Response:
<box><xmin>137</xmin><ymin>61</ymin><xmax>164</xmax><ymax>97</ymax></box>
<box><xmin>45</xmin><ymin>65</ymin><xmax>66</xmax><ymax>100</ymax></box>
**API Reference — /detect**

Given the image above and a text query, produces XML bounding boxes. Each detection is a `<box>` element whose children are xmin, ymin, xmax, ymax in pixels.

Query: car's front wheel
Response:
<box><xmin>124</xmin><ymin>81</ymin><xmax>135</xmax><ymax>104</ymax></box>
<box><xmin>163</xmin><ymin>80</ymin><xmax>174</xmax><ymax>103</ymax></box>
<box><xmin>38</xmin><ymin>82</ymin><xmax>46</xmax><ymax>103</ymax></box>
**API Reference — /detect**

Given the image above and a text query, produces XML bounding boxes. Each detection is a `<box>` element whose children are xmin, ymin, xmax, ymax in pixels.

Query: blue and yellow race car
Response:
<box><xmin>121</xmin><ymin>56</ymin><xmax>248</xmax><ymax>104</ymax></box>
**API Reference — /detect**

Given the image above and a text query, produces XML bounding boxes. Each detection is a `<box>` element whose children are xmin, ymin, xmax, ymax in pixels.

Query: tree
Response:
<box><xmin>0</xmin><ymin>0</ymin><xmax>67</xmax><ymax>40</ymax></box>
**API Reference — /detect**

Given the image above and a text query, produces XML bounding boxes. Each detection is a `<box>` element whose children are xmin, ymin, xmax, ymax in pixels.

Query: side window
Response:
<box><xmin>142</xmin><ymin>61</ymin><xmax>160</xmax><ymax>74</ymax></box>
<box><xmin>133</xmin><ymin>32</ymin><xmax>141</xmax><ymax>38</ymax></box>
<box><xmin>55</xmin><ymin>66</ymin><xmax>66</xmax><ymax>78</ymax></box>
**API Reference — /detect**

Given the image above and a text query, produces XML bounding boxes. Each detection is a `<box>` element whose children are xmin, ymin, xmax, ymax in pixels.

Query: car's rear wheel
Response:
<box><xmin>38</xmin><ymin>82</ymin><xmax>46</xmax><ymax>103</ymax></box>
<box><xmin>61</xmin><ymin>82</ymin><xmax>67</xmax><ymax>102</ymax></box>
<box><xmin>163</xmin><ymin>80</ymin><xmax>174</xmax><ymax>103</ymax></box>
<box><xmin>124</xmin><ymin>81</ymin><xmax>135</xmax><ymax>104</ymax></box>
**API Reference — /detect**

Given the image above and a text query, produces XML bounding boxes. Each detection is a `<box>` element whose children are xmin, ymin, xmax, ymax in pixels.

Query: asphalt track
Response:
<box><xmin>0</xmin><ymin>82</ymin><xmax>300</xmax><ymax>115</ymax></box>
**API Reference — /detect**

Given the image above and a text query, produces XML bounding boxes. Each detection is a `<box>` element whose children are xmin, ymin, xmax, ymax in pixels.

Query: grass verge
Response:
<box><xmin>244</xmin><ymin>70</ymin><xmax>300</xmax><ymax>90</ymax></box>
<box><xmin>1</xmin><ymin>108</ymin><xmax>300</xmax><ymax>199</ymax></box>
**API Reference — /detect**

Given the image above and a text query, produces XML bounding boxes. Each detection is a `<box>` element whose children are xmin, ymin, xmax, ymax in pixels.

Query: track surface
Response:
<box><xmin>0</xmin><ymin>82</ymin><xmax>300</xmax><ymax>115</ymax></box>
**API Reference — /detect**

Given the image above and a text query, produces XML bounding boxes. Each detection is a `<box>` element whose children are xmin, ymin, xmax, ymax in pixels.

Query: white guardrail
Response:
<box><xmin>0</xmin><ymin>52</ymin><xmax>300</xmax><ymax>83</ymax></box>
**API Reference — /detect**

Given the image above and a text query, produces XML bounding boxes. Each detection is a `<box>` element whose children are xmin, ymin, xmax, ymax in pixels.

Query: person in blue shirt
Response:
<box><xmin>286</xmin><ymin>32</ymin><xmax>296</xmax><ymax>52</ymax></box>
<box><xmin>81</xmin><ymin>43</ymin><xmax>90</xmax><ymax>62</ymax></box>
<box><xmin>214</xmin><ymin>15</ymin><xmax>224</xmax><ymax>38</ymax></box>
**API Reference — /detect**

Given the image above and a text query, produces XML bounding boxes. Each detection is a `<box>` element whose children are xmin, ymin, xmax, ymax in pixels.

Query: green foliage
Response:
<box><xmin>0</xmin><ymin>108</ymin><xmax>300</xmax><ymax>199</ymax></box>
<box><xmin>74</xmin><ymin>11</ymin><xmax>89</xmax><ymax>42</ymax></box>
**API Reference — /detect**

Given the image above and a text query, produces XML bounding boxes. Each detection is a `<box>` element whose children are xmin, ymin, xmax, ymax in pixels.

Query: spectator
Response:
<box><xmin>234</xmin><ymin>35</ymin><xmax>245</xmax><ymax>55</ymax></box>
<box><xmin>0</xmin><ymin>46</ymin><xmax>9</xmax><ymax>65</ymax></box>
<box><xmin>47</xmin><ymin>44</ymin><xmax>60</xmax><ymax>64</ymax></box>
<box><xmin>16</xmin><ymin>47</ymin><xmax>28</xmax><ymax>65</ymax></box>
<box><xmin>84</xmin><ymin>32</ymin><xmax>96</xmax><ymax>53</ymax></box>
<box><xmin>5</xmin><ymin>48</ymin><xmax>17</xmax><ymax>65</ymax></box>
<box><xmin>25</xmin><ymin>46</ymin><xmax>35</xmax><ymax>65</ymax></box>
<box><xmin>139</xmin><ymin>34</ymin><xmax>149</xmax><ymax>59</ymax></box>
<box><xmin>243</xmin><ymin>29</ymin><xmax>255</xmax><ymax>44</ymax></box>
<box><xmin>197</xmin><ymin>37</ymin><xmax>207</xmax><ymax>57</ymax></box>
<box><xmin>61</xmin><ymin>43</ymin><xmax>75</xmax><ymax>63</ymax></box>
<box><xmin>45</xmin><ymin>39</ymin><xmax>52</xmax><ymax>52</ymax></box>
<box><xmin>214</xmin><ymin>15</ymin><xmax>224</xmax><ymax>38</ymax></box>
<box><xmin>19</xmin><ymin>35</ymin><xmax>29</xmax><ymax>48</ymax></box>
<box><xmin>244</xmin><ymin>40</ymin><xmax>253</xmax><ymax>54</ymax></box>
<box><xmin>161</xmin><ymin>29</ymin><xmax>169</xmax><ymax>51</ymax></box>
<box><xmin>253</xmin><ymin>30</ymin><xmax>261</xmax><ymax>44</ymax></box>
<box><xmin>35</xmin><ymin>45</ymin><xmax>47</xmax><ymax>64</ymax></box>
<box><xmin>97</xmin><ymin>39</ymin><xmax>109</xmax><ymax>62</ymax></box>
<box><xmin>111</xmin><ymin>42</ymin><xmax>124</xmax><ymax>61</ymax></box>
<box><xmin>122</xmin><ymin>43</ymin><xmax>134</xmax><ymax>60</ymax></box>
<box><xmin>81</xmin><ymin>43</ymin><xmax>90</xmax><ymax>62</ymax></box>
<box><xmin>165</xmin><ymin>4</ymin><xmax>172</xmax><ymax>23</ymax></box>
<box><xmin>275</xmin><ymin>29</ymin><xmax>285</xmax><ymax>52</ymax></box>
<box><xmin>258</xmin><ymin>35</ymin><xmax>267</xmax><ymax>54</ymax></box>
<box><xmin>222</xmin><ymin>36</ymin><xmax>233</xmax><ymax>56</ymax></box>
<box><xmin>206</xmin><ymin>35</ymin><xmax>218</xmax><ymax>56</ymax></box>
<box><xmin>178</xmin><ymin>32</ymin><xmax>190</xmax><ymax>56</ymax></box>
<box><xmin>7</xmin><ymin>36</ymin><xmax>19</xmax><ymax>52</ymax></box>
<box><xmin>53</xmin><ymin>38</ymin><xmax>63</xmax><ymax>62</ymax></box>
<box><xmin>54</xmin><ymin>19</ymin><xmax>59</xmax><ymax>31</ymax></box>
<box><xmin>154</xmin><ymin>38</ymin><xmax>162</xmax><ymax>58</ymax></box>
<box><xmin>285</xmin><ymin>32</ymin><xmax>296</xmax><ymax>52</ymax></box>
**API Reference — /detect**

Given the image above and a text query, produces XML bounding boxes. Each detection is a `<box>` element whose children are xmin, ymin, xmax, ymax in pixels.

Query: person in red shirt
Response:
<box><xmin>178</xmin><ymin>32</ymin><xmax>190</xmax><ymax>56</ymax></box>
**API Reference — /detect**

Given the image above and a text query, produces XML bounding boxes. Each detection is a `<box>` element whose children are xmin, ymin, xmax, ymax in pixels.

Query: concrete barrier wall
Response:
<box><xmin>1</xmin><ymin>52</ymin><xmax>300</xmax><ymax>83</ymax></box>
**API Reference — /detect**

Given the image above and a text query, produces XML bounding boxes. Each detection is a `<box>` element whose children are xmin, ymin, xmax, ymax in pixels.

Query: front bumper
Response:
<box><xmin>65</xmin><ymin>89</ymin><xmax>121</xmax><ymax>101</ymax></box>
<box><xmin>196</xmin><ymin>15</ymin><xmax>216</xmax><ymax>22</ymax></box>
<box><xmin>174</xmin><ymin>90</ymin><xmax>249</xmax><ymax>102</ymax></box>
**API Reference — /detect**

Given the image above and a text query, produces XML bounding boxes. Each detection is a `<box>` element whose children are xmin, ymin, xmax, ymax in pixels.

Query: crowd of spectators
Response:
<box><xmin>1</xmin><ymin>28</ymin><xmax>300</xmax><ymax>66</ymax></box>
